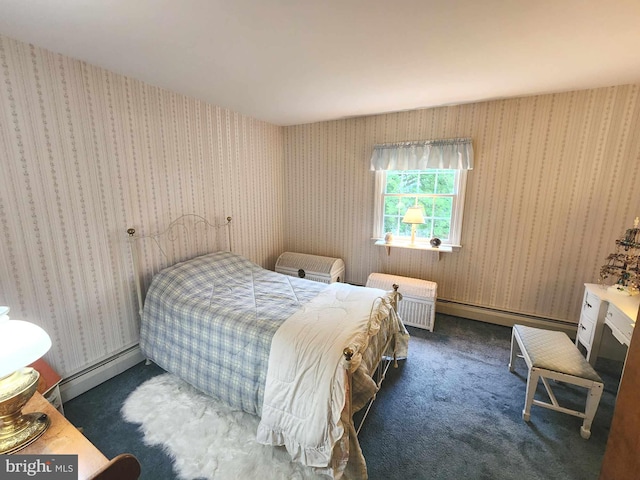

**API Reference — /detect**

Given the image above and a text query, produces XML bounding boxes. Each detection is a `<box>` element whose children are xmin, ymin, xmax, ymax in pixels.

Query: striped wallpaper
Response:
<box><xmin>1</xmin><ymin>30</ymin><xmax>639</xmax><ymax>381</ymax></box>
<box><xmin>283</xmin><ymin>86</ymin><xmax>640</xmax><ymax>324</ymax></box>
<box><xmin>0</xmin><ymin>35</ymin><xmax>284</xmax><ymax>378</ymax></box>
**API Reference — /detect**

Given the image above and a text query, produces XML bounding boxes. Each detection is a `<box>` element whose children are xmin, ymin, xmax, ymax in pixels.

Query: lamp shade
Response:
<box><xmin>0</xmin><ymin>310</ymin><xmax>52</xmax><ymax>378</ymax></box>
<box><xmin>402</xmin><ymin>206</ymin><xmax>425</xmax><ymax>225</ymax></box>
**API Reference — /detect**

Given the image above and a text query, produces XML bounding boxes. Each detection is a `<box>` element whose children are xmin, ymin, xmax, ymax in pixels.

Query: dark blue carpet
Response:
<box><xmin>64</xmin><ymin>315</ymin><xmax>619</xmax><ymax>479</ymax></box>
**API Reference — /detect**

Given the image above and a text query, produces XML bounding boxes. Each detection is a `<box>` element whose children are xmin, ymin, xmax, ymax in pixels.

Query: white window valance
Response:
<box><xmin>370</xmin><ymin>138</ymin><xmax>474</xmax><ymax>171</ymax></box>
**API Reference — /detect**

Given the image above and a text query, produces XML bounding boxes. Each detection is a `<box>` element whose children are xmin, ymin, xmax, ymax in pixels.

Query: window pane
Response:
<box><xmin>416</xmin><ymin>220</ymin><xmax>433</xmax><ymax>238</ymax></box>
<box><xmin>435</xmin><ymin>171</ymin><xmax>455</xmax><ymax>194</ymax></box>
<box><xmin>434</xmin><ymin>218</ymin><xmax>451</xmax><ymax>239</ymax></box>
<box><xmin>399</xmin><ymin>220</ymin><xmax>412</xmax><ymax>236</ymax></box>
<box><xmin>384</xmin><ymin>196</ymin><xmax>403</xmax><ymax>216</ymax></box>
<box><xmin>383</xmin><ymin>216</ymin><xmax>398</xmax><ymax>234</ymax></box>
<box><xmin>399</xmin><ymin>197</ymin><xmax>416</xmax><ymax>212</ymax></box>
<box><xmin>434</xmin><ymin>197</ymin><xmax>453</xmax><ymax>218</ymax></box>
<box><xmin>417</xmin><ymin>197</ymin><xmax>434</xmax><ymax>217</ymax></box>
<box><xmin>385</xmin><ymin>173</ymin><xmax>402</xmax><ymax>194</ymax></box>
<box><xmin>419</xmin><ymin>173</ymin><xmax>436</xmax><ymax>193</ymax></box>
<box><xmin>400</xmin><ymin>172</ymin><xmax>419</xmax><ymax>193</ymax></box>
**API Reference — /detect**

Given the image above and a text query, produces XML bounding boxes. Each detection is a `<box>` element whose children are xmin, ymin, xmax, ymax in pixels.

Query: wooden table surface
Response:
<box><xmin>21</xmin><ymin>391</ymin><xmax>108</xmax><ymax>479</ymax></box>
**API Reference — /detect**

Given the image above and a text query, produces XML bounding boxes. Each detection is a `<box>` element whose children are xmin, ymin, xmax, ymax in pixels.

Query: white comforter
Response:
<box><xmin>256</xmin><ymin>282</ymin><xmax>397</xmax><ymax>477</ymax></box>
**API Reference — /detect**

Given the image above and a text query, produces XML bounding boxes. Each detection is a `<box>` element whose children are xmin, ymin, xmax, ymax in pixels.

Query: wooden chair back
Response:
<box><xmin>88</xmin><ymin>453</ymin><xmax>141</xmax><ymax>480</ymax></box>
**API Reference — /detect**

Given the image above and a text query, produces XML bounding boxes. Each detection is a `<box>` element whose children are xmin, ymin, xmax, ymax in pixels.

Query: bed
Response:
<box><xmin>127</xmin><ymin>215</ymin><xmax>408</xmax><ymax>479</ymax></box>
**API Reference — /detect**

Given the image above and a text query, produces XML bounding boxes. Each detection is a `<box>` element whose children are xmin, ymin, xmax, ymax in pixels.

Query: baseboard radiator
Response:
<box><xmin>436</xmin><ymin>299</ymin><xmax>578</xmax><ymax>337</ymax></box>
<box><xmin>59</xmin><ymin>345</ymin><xmax>144</xmax><ymax>402</ymax></box>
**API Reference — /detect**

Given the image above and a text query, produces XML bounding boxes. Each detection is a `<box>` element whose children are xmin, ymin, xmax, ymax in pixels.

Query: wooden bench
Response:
<box><xmin>509</xmin><ymin>324</ymin><xmax>604</xmax><ymax>439</ymax></box>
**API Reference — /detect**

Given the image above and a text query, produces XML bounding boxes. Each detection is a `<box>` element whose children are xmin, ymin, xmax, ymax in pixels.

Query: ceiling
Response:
<box><xmin>0</xmin><ymin>0</ymin><xmax>639</xmax><ymax>126</ymax></box>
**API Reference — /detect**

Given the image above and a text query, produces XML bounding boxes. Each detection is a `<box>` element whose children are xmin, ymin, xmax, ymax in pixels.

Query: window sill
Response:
<box><xmin>374</xmin><ymin>239</ymin><xmax>455</xmax><ymax>259</ymax></box>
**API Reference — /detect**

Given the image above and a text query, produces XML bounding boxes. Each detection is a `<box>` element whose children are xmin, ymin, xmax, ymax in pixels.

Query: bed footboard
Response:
<box><xmin>344</xmin><ymin>283</ymin><xmax>403</xmax><ymax>435</ymax></box>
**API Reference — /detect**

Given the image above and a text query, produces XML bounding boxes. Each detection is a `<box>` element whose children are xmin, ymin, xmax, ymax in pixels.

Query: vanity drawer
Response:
<box><xmin>606</xmin><ymin>303</ymin><xmax>635</xmax><ymax>345</ymax></box>
<box><xmin>581</xmin><ymin>290</ymin><xmax>602</xmax><ymax>321</ymax></box>
<box><xmin>577</xmin><ymin>313</ymin><xmax>595</xmax><ymax>347</ymax></box>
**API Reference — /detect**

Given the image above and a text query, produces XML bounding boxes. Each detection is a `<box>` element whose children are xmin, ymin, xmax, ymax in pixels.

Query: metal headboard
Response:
<box><xmin>126</xmin><ymin>214</ymin><xmax>232</xmax><ymax>318</ymax></box>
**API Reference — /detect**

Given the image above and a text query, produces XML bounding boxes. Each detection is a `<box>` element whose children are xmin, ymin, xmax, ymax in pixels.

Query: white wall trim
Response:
<box><xmin>59</xmin><ymin>345</ymin><xmax>144</xmax><ymax>402</ymax></box>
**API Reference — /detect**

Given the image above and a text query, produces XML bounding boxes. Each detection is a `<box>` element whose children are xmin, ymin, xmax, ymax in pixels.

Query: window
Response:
<box><xmin>370</xmin><ymin>138</ymin><xmax>473</xmax><ymax>248</ymax></box>
<box><xmin>373</xmin><ymin>168</ymin><xmax>468</xmax><ymax>246</ymax></box>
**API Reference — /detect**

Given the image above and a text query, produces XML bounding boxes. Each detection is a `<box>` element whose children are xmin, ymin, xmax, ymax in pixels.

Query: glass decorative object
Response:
<box><xmin>600</xmin><ymin>217</ymin><xmax>640</xmax><ymax>296</ymax></box>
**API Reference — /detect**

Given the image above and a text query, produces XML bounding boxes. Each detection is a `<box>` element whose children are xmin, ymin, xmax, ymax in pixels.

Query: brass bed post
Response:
<box><xmin>391</xmin><ymin>283</ymin><xmax>400</xmax><ymax>311</ymax></box>
<box><xmin>126</xmin><ymin>228</ymin><xmax>145</xmax><ymax>319</ymax></box>
<box><xmin>391</xmin><ymin>283</ymin><xmax>400</xmax><ymax>368</ymax></box>
<box><xmin>226</xmin><ymin>216</ymin><xmax>232</xmax><ymax>251</ymax></box>
<box><xmin>342</xmin><ymin>347</ymin><xmax>355</xmax><ymax>417</ymax></box>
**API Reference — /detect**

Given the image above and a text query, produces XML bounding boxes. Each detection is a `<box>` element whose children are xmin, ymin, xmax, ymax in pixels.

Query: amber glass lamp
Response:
<box><xmin>0</xmin><ymin>307</ymin><xmax>52</xmax><ymax>454</ymax></box>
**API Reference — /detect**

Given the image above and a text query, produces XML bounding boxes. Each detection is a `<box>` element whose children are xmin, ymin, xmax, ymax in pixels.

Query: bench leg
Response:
<box><xmin>580</xmin><ymin>382</ymin><xmax>604</xmax><ymax>439</ymax></box>
<box><xmin>523</xmin><ymin>367</ymin><xmax>540</xmax><ymax>422</ymax></box>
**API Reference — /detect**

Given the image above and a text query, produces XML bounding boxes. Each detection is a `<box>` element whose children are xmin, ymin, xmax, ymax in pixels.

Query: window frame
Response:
<box><xmin>373</xmin><ymin>168</ymin><xmax>468</xmax><ymax>247</ymax></box>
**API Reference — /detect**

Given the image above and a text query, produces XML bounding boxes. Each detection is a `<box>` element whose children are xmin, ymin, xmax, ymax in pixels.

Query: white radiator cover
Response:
<box><xmin>275</xmin><ymin>252</ymin><xmax>345</xmax><ymax>284</ymax></box>
<box><xmin>366</xmin><ymin>273</ymin><xmax>437</xmax><ymax>332</ymax></box>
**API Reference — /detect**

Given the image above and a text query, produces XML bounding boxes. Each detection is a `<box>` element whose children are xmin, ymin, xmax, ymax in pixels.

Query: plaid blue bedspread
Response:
<box><xmin>140</xmin><ymin>251</ymin><xmax>325</xmax><ymax>415</ymax></box>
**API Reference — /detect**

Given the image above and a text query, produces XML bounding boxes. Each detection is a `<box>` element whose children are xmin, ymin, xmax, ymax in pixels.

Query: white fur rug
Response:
<box><xmin>122</xmin><ymin>373</ymin><xmax>324</xmax><ymax>480</ymax></box>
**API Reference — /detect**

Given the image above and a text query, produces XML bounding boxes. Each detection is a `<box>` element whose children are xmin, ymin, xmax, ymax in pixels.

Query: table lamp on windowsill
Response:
<box><xmin>0</xmin><ymin>306</ymin><xmax>52</xmax><ymax>454</ymax></box>
<box><xmin>402</xmin><ymin>206</ymin><xmax>425</xmax><ymax>245</ymax></box>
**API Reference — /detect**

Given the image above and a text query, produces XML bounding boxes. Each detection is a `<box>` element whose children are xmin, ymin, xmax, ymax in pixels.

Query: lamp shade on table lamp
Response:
<box><xmin>0</xmin><ymin>307</ymin><xmax>53</xmax><ymax>453</ymax></box>
<box><xmin>402</xmin><ymin>206</ymin><xmax>425</xmax><ymax>245</ymax></box>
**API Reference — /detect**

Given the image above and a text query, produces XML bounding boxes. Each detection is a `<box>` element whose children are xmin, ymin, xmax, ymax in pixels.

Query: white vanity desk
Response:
<box><xmin>576</xmin><ymin>283</ymin><xmax>640</xmax><ymax>368</ymax></box>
